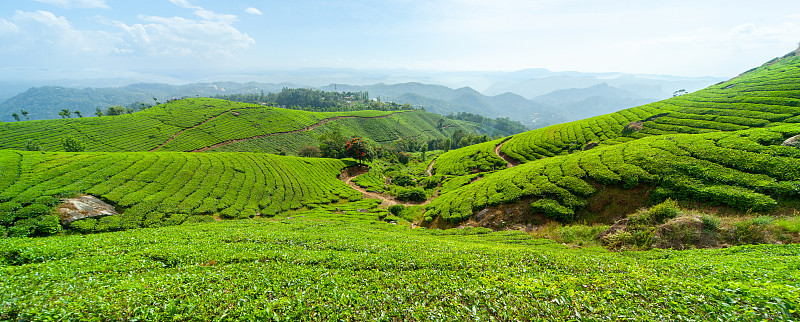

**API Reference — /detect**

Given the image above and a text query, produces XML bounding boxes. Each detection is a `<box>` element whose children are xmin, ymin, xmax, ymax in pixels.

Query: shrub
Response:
<box><xmin>397</xmin><ymin>188</ymin><xmax>426</xmax><ymax>202</ymax></box>
<box><xmin>418</xmin><ymin>176</ymin><xmax>442</xmax><ymax>190</ymax></box>
<box><xmin>531</xmin><ymin>198</ymin><xmax>574</xmax><ymax>222</ymax></box>
<box><xmin>62</xmin><ymin>136</ymin><xmax>84</xmax><ymax>152</ymax></box>
<box><xmin>18</xmin><ymin>204</ymin><xmax>52</xmax><ymax>219</ymax></box>
<box><xmin>388</xmin><ymin>204</ymin><xmax>405</xmax><ymax>216</ymax></box>
<box><xmin>649</xmin><ymin>199</ymin><xmax>680</xmax><ymax>223</ymax></box>
<box><xmin>397</xmin><ymin>152</ymin><xmax>410</xmax><ymax>165</ymax></box>
<box><xmin>36</xmin><ymin>215</ymin><xmax>62</xmax><ymax>235</ymax></box>
<box><xmin>298</xmin><ymin>146</ymin><xmax>321</xmax><ymax>158</ymax></box>
<box><xmin>35</xmin><ymin>196</ymin><xmax>60</xmax><ymax>207</ymax></box>
<box><xmin>700</xmin><ymin>215</ymin><xmax>721</xmax><ymax>232</ymax></box>
<box><xmin>392</xmin><ymin>174</ymin><xmax>415</xmax><ymax>187</ymax></box>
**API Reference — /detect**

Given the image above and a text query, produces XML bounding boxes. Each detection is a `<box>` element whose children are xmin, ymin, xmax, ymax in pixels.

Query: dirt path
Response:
<box><xmin>192</xmin><ymin>113</ymin><xmax>404</xmax><ymax>152</ymax></box>
<box><xmin>494</xmin><ymin>137</ymin><xmax>519</xmax><ymax>168</ymax></box>
<box><xmin>340</xmin><ymin>166</ymin><xmax>432</xmax><ymax>207</ymax></box>
<box><xmin>426</xmin><ymin>159</ymin><xmax>435</xmax><ymax>177</ymax></box>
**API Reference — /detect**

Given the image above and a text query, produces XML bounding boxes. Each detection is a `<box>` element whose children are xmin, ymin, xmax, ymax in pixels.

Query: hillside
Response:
<box><xmin>0</xmin><ymin>150</ymin><xmax>363</xmax><ymax>237</ymax></box>
<box><xmin>0</xmin><ymin>98</ymin><xmax>506</xmax><ymax>154</ymax></box>
<box><xmin>427</xmin><ymin>50</ymin><xmax>800</xmax><ymax>227</ymax></box>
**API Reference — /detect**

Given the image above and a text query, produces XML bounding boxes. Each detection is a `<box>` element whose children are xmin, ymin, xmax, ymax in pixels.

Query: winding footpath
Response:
<box><xmin>340</xmin><ymin>165</ymin><xmax>434</xmax><ymax>207</ymax></box>
<box><xmin>494</xmin><ymin>137</ymin><xmax>519</xmax><ymax>168</ymax></box>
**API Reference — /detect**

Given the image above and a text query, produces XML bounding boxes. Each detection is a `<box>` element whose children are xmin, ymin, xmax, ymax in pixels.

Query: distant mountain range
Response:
<box><xmin>0</xmin><ymin>69</ymin><xmax>725</xmax><ymax>127</ymax></box>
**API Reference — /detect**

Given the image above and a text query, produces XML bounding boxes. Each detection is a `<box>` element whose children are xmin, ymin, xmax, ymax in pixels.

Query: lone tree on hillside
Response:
<box><xmin>11</xmin><ymin>113</ymin><xmax>20</xmax><ymax>122</ymax></box>
<box><xmin>345</xmin><ymin>137</ymin><xmax>373</xmax><ymax>164</ymax></box>
<box><xmin>59</xmin><ymin>109</ymin><xmax>71</xmax><ymax>119</ymax></box>
<box><xmin>62</xmin><ymin>136</ymin><xmax>84</xmax><ymax>152</ymax></box>
<box><xmin>95</xmin><ymin>108</ymin><xmax>104</xmax><ymax>117</ymax></box>
<box><xmin>74</xmin><ymin>110</ymin><xmax>83</xmax><ymax>118</ymax></box>
<box><xmin>20</xmin><ymin>110</ymin><xmax>29</xmax><ymax>120</ymax></box>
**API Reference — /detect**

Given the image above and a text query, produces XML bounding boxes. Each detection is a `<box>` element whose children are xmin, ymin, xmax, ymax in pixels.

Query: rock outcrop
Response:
<box><xmin>58</xmin><ymin>195</ymin><xmax>118</xmax><ymax>225</ymax></box>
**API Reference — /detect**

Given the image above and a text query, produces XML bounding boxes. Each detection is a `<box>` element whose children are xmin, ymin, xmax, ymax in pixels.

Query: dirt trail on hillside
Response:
<box><xmin>340</xmin><ymin>165</ymin><xmax>432</xmax><ymax>207</ymax></box>
<box><xmin>426</xmin><ymin>160</ymin><xmax>435</xmax><ymax>176</ymax></box>
<box><xmin>192</xmin><ymin>112</ymin><xmax>405</xmax><ymax>152</ymax></box>
<box><xmin>494</xmin><ymin>137</ymin><xmax>520</xmax><ymax>168</ymax></box>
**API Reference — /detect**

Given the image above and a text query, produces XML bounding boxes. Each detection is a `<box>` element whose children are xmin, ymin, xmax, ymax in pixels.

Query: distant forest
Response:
<box><xmin>213</xmin><ymin>88</ymin><xmax>410</xmax><ymax>112</ymax></box>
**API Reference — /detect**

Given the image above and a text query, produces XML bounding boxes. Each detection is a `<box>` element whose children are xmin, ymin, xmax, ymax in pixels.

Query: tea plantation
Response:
<box><xmin>0</xmin><ymin>150</ymin><xmax>361</xmax><ymax>237</ymax></box>
<box><xmin>426</xmin><ymin>50</ymin><xmax>800</xmax><ymax>226</ymax></box>
<box><xmin>0</xmin><ymin>98</ymin><xmax>491</xmax><ymax>153</ymax></box>
<box><xmin>1</xmin><ymin>217</ymin><xmax>798</xmax><ymax>320</ymax></box>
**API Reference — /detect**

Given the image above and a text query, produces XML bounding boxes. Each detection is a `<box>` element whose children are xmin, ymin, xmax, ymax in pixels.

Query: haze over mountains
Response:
<box><xmin>0</xmin><ymin>68</ymin><xmax>723</xmax><ymax>127</ymax></box>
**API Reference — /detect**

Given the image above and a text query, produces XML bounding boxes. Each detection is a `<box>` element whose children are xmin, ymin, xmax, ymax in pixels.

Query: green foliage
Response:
<box><xmin>298</xmin><ymin>145</ymin><xmax>321</xmax><ymax>157</ymax></box>
<box><xmin>388</xmin><ymin>204</ymin><xmax>404</xmax><ymax>216</ymax></box>
<box><xmin>391</xmin><ymin>174</ymin><xmax>415</xmax><ymax>187</ymax></box>
<box><xmin>649</xmin><ymin>199</ymin><xmax>680</xmax><ymax>223</ymax></box>
<box><xmin>0</xmin><ymin>151</ymin><xmax>362</xmax><ymax>234</ymax></box>
<box><xmin>531</xmin><ymin>198</ymin><xmax>574</xmax><ymax>221</ymax></box>
<box><xmin>1</xmin><ymin>218</ymin><xmax>799</xmax><ymax>320</ymax></box>
<box><xmin>24</xmin><ymin>140</ymin><xmax>40</xmax><ymax>151</ymax></box>
<box><xmin>396</xmin><ymin>188</ymin><xmax>426</xmax><ymax>202</ymax></box>
<box><xmin>427</xmin><ymin>125</ymin><xmax>800</xmax><ymax>224</ymax></box>
<box><xmin>61</xmin><ymin>137</ymin><xmax>84</xmax><ymax>152</ymax></box>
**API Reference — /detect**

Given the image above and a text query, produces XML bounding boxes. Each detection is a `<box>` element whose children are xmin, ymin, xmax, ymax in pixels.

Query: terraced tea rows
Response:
<box><xmin>426</xmin><ymin>125</ymin><xmax>800</xmax><ymax>223</ymax></box>
<box><xmin>0</xmin><ymin>98</ymin><xmax>398</xmax><ymax>153</ymax></box>
<box><xmin>2</xmin><ymin>217</ymin><xmax>798</xmax><ymax>320</ymax></box>
<box><xmin>0</xmin><ymin>150</ymin><xmax>361</xmax><ymax>237</ymax></box>
<box><xmin>206</xmin><ymin>111</ymin><xmax>486</xmax><ymax>154</ymax></box>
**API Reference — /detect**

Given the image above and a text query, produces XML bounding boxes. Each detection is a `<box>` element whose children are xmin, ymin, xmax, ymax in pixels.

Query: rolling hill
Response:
<box><xmin>0</xmin><ymin>98</ymin><xmax>508</xmax><ymax>154</ymax></box>
<box><xmin>426</xmin><ymin>49</ymin><xmax>800</xmax><ymax>227</ymax></box>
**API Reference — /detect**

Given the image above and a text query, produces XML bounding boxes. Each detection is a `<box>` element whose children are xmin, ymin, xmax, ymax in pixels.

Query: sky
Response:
<box><xmin>2</xmin><ymin>0</ymin><xmax>800</xmax><ymax>80</ymax></box>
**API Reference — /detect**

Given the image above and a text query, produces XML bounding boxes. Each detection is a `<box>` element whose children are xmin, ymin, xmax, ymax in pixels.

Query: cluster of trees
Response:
<box><xmin>445</xmin><ymin>112</ymin><xmax>529</xmax><ymax>134</ymax></box>
<box><xmin>11</xmin><ymin>110</ymin><xmax>30</xmax><ymax>122</ymax></box>
<box><xmin>95</xmin><ymin>100</ymin><xmax>156</xmax><ymax>117</ymax></box>
<box><xmin>215</xmin><ymin>88</ymin><xmax>416</xmax><ymax>112</ymax></box>
<box><xmin>299</xmin><ymin>126</ymin><xmax>374</xmax><ymax>163</ymax></box>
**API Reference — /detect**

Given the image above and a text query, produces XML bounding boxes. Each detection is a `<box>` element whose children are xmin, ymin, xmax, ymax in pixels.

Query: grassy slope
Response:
<box><xmin>208</xmin><ymin>111</ymin><xmax>491</xmax><ymax>154</ymax></box>
<box><xmin>1</xmin><ymin>217</ymin><xmax>798</xmax><ymax>320</ymax></box>
<box><xmin>0</xmin><ymin>150</ymin><xmax>361</xmax><ymax>236</ymax></box>
<box><xmin>426</xmin><ymin>52</ymin><xmax>800</xmax><ymax>224</ymax></box>
<box><xmin>0</xmin><ymin>98</ymin><xmax>397</xmax><ymax>152</ymax></box>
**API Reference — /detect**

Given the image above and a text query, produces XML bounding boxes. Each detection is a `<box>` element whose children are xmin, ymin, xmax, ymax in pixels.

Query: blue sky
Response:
<box><xmin>2</xmin><ymin>0</ymin><xmax>800</xmax><ymax>79</ymax></box>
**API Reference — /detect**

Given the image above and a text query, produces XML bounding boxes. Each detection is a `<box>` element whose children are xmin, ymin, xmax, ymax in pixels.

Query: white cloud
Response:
<box><xmin>112</xmin><ymin>1</ymin><xmax>254</xmax><ymax>57</ymax></box>
<box><xmin>0</xmin><ymin>18</ymin><xmax>19</xmax><ymax>35</ymax></box>
<box><xmin>116</xmin><ymin>14</ymin><xmax>254</xmax><ymax>57</ymax></box>
<box><xmin>245</xmin><ymin>7</ymin><xmax>263</xmax><ymax>16</ymax></box>
<box><xmin>33</xmin><ymin>0</ymin><xmax>109</xmax><ymax>9</ymax></box>
<box><xmin>2</xmin><ymin>10</ymin><xmax>121</xmax><ymax>54</ymax></box>
<box><xmin>168</xmin><ymin>0</ymin><xmax>237</xmax><ymax>23</ymax></box>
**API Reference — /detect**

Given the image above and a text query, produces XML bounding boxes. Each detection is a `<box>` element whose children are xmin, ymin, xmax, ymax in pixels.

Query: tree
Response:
<box><xmin>298</xmin><ymin>146</ymin><xmax>322</xmax><ymax>158</ymax></box>
<box><xmin>105</xmin><ymin>105</ymin><xmax>125</xmax><ymax>116</ymax></box>
<box><xmin>442</xmin><ymin>138</ymin><xmax>452</xmax><ymax>152</ymax></box>
<box><xmin>11</xmin><ymin>113</ymin><xmax>20</xmax><ymax>122</ymax></box>
<box><xmin>20</xmin><ymin>110</ymin><xmax>29</xmax><ymax>120</ymax></box>
<box><xmin>24</xmin><ymin>140</ymin><xmax>40</xmax><ymax>151</ymax></box>
<box><xmin>95</xmin><ymin>108</ymin><xmax>104</xmax><ymax>117</ymax></box>
<box><xmin>59</xmin><ymin>109</ymin><xmax>71</xmax><ymax>119</ymax></box>
<box><xmin>62</xmin><ymin>137</ymin><xmax>84</xmax><ymax>152</ymax></box>
<box><xmin>345</xmin><ymin>137</ymin><xmax>373</xmax><ymax>164</ymax></box>
<box><xmin>74</xmin><ymin>110</ymin><xmax>83</xmax><ymax>118</ymax></box>
<box><xmin>421</xmin><ymin>144</ymin><xmax>428</xmax><ymax>162</ymax></box>
<box><xmin>319</xmin><ymin>125</ymin><xmax>347</xmax><ymax>158</ymax></box>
